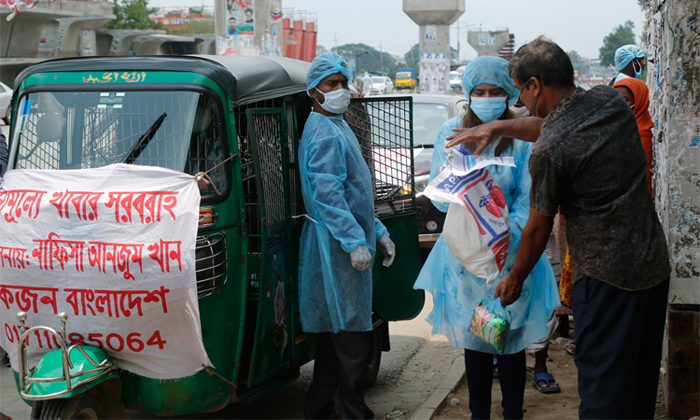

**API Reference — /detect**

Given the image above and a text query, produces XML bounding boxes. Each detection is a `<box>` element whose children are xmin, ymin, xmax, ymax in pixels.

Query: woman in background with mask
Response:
<box><xmin>414</xmin><ymin>56</ymin><xmax>559</xmax><ymax>419</ymax></box>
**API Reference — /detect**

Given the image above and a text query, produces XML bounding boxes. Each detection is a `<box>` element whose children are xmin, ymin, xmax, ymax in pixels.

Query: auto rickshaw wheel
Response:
<box><xmin>364</xmin><ymin>324</ymin><xmax>383</xmax><ymax>387</ymax></box>
<box><xmin>38</xmin><ymin>378</ymin><xmax>128</xmax><ymax>420</ymax></box>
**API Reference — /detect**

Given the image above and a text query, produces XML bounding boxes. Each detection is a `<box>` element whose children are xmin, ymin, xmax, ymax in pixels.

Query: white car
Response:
<box><xmin>449</xmin><ymin>71</ymin><xmax>462</xmax><ymax>93</ymax></box>
<box><xmin>370</xmin><ymin>76</ymin><xmax>394</xmax><ymax>95</ymax></box>
<box><xmin>0</xmin><ymin>81</ymin><xmax>12</xmax><ymax>124</ymax></box>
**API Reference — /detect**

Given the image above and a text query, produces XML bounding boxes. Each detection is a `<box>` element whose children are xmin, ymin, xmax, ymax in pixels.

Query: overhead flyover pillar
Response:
<box><xmin>403</xmin><ymin>0</ymin><xmax>464</xmax><ymax>94</ymax></box>
<box><xmin>467</xmin><ymin>28</ymin><xmax>510</xmax><ymax>57</ymax></box>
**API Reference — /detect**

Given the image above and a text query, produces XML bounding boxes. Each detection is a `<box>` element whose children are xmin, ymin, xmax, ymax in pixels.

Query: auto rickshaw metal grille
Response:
<box><xmin>250</xmin><ymin>113</ymin><xmax>286</xmax><ymax>229</ymax></box>
<box><xmin>195</xmin><ymin>232</ymin><xmax>227</xmax><ymax>298</ymax></box>
<box><xmin>233</xmin><ymin>98</ymin><xmax>287</xmax><ymax>254</ymax></box>
<box><xmin>286</xmin><ymin>105</ymin><xmax>299</xmax><ymax>217</ymax></box>
<box><xmin>345</xmin><ymin>97</ymin><xmax>415</xmax><ymax>217</ymax></box>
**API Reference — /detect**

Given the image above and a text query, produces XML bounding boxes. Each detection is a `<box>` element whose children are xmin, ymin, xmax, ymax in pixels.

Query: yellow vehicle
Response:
<box><xmin>395</xmin><ymin>68</ymin><xmax>416</xmax><ymax>92</ymax></box>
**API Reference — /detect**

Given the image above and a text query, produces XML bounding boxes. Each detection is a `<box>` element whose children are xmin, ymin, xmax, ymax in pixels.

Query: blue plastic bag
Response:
<box><xmin>468</xmin><ymin>298</ymin><xmax>512</xmax><ymax>353</ymax></box>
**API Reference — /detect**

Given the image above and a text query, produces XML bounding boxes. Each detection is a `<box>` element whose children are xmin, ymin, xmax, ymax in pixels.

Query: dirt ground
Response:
<box><xmin>433</xmin><ymin>338</ymin><xmax>669</xmax><ymax>420</ymax></box>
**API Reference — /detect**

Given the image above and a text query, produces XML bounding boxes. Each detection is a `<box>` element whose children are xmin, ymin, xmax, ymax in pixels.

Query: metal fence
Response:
<box><xmin>344</xmin><ymin>96</ymin><xmax>415</xmax><ymax>216</ymax></box>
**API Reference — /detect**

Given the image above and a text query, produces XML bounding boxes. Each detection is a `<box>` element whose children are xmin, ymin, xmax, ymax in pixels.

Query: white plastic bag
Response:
<box><xmin>424</xmin><ymin>147</ymin><xmax>513</xmax><ymax>286</ymax></box>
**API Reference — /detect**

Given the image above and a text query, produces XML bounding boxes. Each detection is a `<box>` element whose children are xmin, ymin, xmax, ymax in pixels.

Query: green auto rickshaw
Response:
<box><xmin>1</xmin><ymin>55</ymin><xmax>424</xmax><ymax>418</ymax></box>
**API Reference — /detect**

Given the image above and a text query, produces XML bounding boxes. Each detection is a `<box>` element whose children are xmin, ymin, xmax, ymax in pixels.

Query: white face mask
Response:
<box><xmin>509</xmin><ymin>105</ymin><xmax>531</xmax><ymax>119</ymax></box>
<box><xmin>315</xmin><ymin>87</ymin><xmax>351</xmax><ymax>114</ymax></box>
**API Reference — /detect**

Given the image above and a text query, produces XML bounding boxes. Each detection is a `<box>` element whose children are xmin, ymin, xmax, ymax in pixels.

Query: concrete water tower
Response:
<box><xmin>403</xmin><ymin>0</ymin><xmax>464</xmax><ymax>94</ymax></box>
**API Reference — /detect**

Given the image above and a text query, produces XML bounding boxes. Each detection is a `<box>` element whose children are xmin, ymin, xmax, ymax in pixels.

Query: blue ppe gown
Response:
<box><xmin>298</xmin><ymin>112</ymin><xmax>388</xmax><ymax>333</ymax></box>
<box><xmin>414</xmin><ymin>116</ymin><xmax>560</xmax><ymax>354</ymax></box>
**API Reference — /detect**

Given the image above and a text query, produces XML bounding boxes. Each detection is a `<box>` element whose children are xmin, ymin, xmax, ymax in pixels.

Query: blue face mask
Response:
<box><xmin>633</xmin><ymin>60</ymin><xmax>644</xmax><ymax>79</ymax></box>
<box><xmin>469</xmin><ymin>96</ymin><xmax>507</xmax><ymax>123</ymax></box>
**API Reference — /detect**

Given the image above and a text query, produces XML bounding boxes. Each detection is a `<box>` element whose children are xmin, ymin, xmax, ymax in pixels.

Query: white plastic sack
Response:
<box><xmin>424</xmin><ymin>148</ymin><xmax>513</xmax><ymax>286</ymax></box>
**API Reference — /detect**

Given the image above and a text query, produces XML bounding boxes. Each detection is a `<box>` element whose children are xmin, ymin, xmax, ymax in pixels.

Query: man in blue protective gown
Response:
<box><xmin>298</xmin><ymin>52</ymin><xmax>396</xmax><ymax>420</ymax></box>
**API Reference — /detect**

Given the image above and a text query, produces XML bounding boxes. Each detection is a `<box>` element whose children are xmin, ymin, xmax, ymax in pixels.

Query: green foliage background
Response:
<box><xmin>106</xmin><ymin>0</ymin><xmax>163</xmax><ymax>30</ymax></box>
<box><xmin>598</xmin><ymin>20</ymin><xmax>636</xmax><ymax>67</ymax></box>
<box><xmin>334</xmin><ymin>43</ymin><xmax>397</xmax><ymax>76</ymax></box>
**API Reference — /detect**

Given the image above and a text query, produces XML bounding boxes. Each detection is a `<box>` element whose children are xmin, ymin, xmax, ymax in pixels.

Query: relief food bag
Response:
<box><xmin>424</xmin><ymin>146</ymin><xmax>515</xmax><ymax>286</ymax></box>
<box><xmin>468</xmin><ymin>298</ymin><xmax>511</xmax><ymax>354</ymax></box>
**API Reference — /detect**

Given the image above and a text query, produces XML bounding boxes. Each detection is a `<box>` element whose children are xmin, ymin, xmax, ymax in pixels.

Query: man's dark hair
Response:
<box><xmin>508</xmin><ymin>36</ymin><xmax>575</xmax><ymax>89</ymax></box>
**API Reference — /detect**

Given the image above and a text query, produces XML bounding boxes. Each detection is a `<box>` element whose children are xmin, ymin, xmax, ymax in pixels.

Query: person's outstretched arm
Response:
<box><xmin>445</xmin><ymin>117</ymin><xmax>543</xmax><ymax>156</ymax></box>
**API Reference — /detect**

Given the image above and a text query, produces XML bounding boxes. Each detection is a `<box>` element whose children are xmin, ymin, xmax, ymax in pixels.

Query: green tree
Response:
<box><xmin>638</xmin><ymin>0</ymin><xmax>648</xmax><ymax>10</ymax></box>
<box><xmin>599</xmin><ymin>20</ymin><xmax>636</xmax><ymax>67</ymax></box>
<box><xmin>106</xmin><ymin>0</ymin><xmax>163</xmax><ymax>30</ymax></box>
<box><xmin>567</xmin><ymin>50</ymin><xmax>581</xmax><ymax>62</ymax></box>
<box><xmin>316</xmin><ymin>45</ymin><xmax>329</xmax><ymax>56</ymax></box>
<box><xmin>168</xmin><ymin>19</ymin><xmax>214</xmax><ymax>35</ymax></box>
<box><xmin>335</xmin><ymin>43</ymin><xmax>397</xmax><ymax>77</ymax></box>
<box><xmin>404</xmin><ymin>43</ymin><xmax>419</xmax><ymax>70</ymax></box>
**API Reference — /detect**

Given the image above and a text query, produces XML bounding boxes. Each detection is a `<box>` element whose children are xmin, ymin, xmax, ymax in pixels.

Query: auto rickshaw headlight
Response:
<box><xmin>199</xmin><ymin>207</ymin><xmax>217</xmax><ymax>227</ymax></box>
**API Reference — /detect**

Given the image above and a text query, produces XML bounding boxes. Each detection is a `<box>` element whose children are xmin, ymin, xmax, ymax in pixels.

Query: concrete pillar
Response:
<box><xmin>403</xmin><ymin>0</ymin><xmax>464</xmax><ymax>94</ymax></box>
<box><xmin>466</xmin><ymin>28</ymin><xmax>509</xmax><ymax>57</ymax></box>
<box><xmin>97</xmin><ymin>29</ymin><xmax>167</xmax><ymax>56</ymax></box>
<box><xmin>645</xmin><ymin>0</ymin><xmax>700</xmax><ymax>418</ymax></box>
<box><xmin>51</xmin><ymin>15</ymin><xmax>113</xmax><ymax>58</ymax></box>
<box><xmin>131</xmin><ymin>34</ymin><xmax>196</xmax><ymax>55</ymax></box>
<box><xmin>0</xmin><ymin>1</ymin><xmax>114</xmax><ymax>58</ymax></box>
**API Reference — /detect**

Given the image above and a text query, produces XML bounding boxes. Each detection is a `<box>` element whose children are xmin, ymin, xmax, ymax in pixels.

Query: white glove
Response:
<box><xmin>349</xmin><ymin>245</ymin><xmax>372</xmax><ymax>271</ymax></box>
<box><xmin>376</xmin><ymin>234</ymin><xmax>396</xmax><ymax>267</ymax></box>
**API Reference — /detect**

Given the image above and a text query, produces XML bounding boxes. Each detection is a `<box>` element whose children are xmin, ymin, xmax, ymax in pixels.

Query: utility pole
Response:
<box><xmin>456</xmin><ymin>21</ymin><xmax>460</xmax><ymax>63</ymax></box>
<box><xmin>334</xmin><ymin>34</ymin><xmax>338</xmax><ymax>51</ymax></box>
<box><xmin>379</xmin><ymin>41</ymin><xmax>384</xmax><ymax>76</ymax></box>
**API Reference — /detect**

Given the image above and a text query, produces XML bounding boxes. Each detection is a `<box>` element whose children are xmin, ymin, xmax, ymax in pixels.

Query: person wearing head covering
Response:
<box><xmin>614</xmin><ymin>77</ymin><xmax>654</xmax><ymax>197</ymax></box>
<box><xmin>413</xmin><ymin>56</ymin><xmax>559</xmax><ymax>419</ymax></box>
<box><xmin>298</xmin><ymin>52</ymin><xmax>396</xmax><ymax>420</ymax></box>
<box><xmin>610</xmin><ymin>44</ymin><xmax>646</xmax><ymax>85</ymax></box>
<box><xmin>361</xmin><ymin>72</ymin><xmax>372</xmax><ymax>97</ymax></box>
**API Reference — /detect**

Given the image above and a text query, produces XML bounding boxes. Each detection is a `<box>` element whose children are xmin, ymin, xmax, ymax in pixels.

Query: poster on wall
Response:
<box><xmin>478</xmin><ymin>32</ymin><xmax>496</xmax><ymax>46</ymax></box>
<box><xmin>81</xmin><ymin>29</ymin><xmax>94</xmax><ymax>56</ymax></box>
<box><xmin>425</xmin><ymin>25</ymin><xmax>437</xmax><ymax>42</ymax></box>
<box><xmin>218</xmin><ymin>35</ymin><xmax>258</xmax><ymax>56</ymax></box>
<box><xmin>419</xmin><ymin>52</ymin><xmax>449</xmax><ymax>94</ymax></box>
<box><xmin>270</xmin><ymin>0</ymin><xmax>282</xmax><ymax>22</ymax></box>
<box><xmin>226</xmin><ymin>0</ymin><xmax>254</xmax><ymax>36</ymax></box>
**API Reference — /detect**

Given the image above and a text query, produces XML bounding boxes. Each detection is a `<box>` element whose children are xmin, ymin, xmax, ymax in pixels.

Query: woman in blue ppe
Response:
<box><xmin>610</xmin><ymin>44</ymin><xmax>646</xmax><ymax>85</ymax></box>
<box><xmin>298</xmin><ymin>52</ymin><xmax>396</xmax><ymax>420</ymax></box>
<box><xmin>414</xmin><ymin>56</ymin><xmax>559</xmax><ymax>420</ymax></box>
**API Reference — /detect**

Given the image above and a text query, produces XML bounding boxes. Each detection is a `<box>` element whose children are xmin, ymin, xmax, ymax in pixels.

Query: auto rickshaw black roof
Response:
<box><xmin>14</xmin><ymin>54</ymin><xmax>311</xmax><ymax>106</ymax></box>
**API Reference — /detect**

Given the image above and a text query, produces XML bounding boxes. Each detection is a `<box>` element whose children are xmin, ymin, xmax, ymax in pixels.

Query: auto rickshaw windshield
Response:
<box><xmin>9</xmin><ymin>89</ymin><xmax>228</xmax><ymax>196</ymax></box>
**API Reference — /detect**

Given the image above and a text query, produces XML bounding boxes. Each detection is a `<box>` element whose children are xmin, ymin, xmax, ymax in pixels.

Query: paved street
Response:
<box><xmin>0</xmin><ymin>295</ymin><xmax>462</xmax><ymax>420</ymax></box>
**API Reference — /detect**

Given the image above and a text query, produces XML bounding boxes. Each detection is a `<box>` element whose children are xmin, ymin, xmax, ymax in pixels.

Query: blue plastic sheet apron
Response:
<box><xmin>298</xmin><ymin>112</ymin><xmax>388</xmax><ymax>333</ymax></box>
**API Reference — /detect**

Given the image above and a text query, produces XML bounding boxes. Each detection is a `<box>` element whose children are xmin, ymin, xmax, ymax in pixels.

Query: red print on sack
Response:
<box><xmin>481</xmin><ymin>194</ymin><xmax>502</xmax><ymax>218</ymax></box>
<box><xmin>491</xmin><ymin>185</ymin><xmax>506</xmax><ymax>209</ymax></box>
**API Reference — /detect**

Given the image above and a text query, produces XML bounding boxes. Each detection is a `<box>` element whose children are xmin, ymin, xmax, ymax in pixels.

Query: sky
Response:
<box><xmin>148</xmin><ymin>0</ymin><xmax>647</xmax><ymax>62</ymax></box>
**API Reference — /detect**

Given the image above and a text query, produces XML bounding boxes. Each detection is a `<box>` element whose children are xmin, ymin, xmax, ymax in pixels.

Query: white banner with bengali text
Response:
<box><xmin>0</xmin><ymin>163</ymin><xmax>211</xmax><ymax>379</ymax></box>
